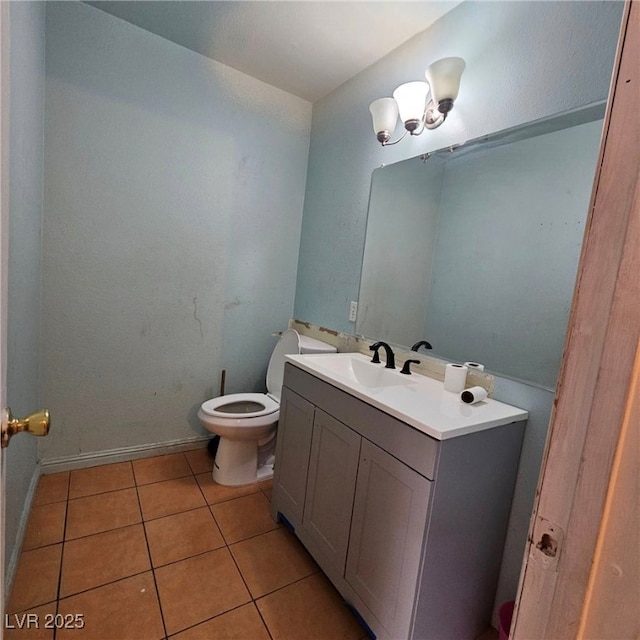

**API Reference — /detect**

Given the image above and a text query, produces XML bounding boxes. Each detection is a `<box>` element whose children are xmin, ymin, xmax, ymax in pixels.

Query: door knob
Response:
<box><xmin>1</xmin><ymin>408</ymin><xmax>51</xmax><ymax>448</ymax></box>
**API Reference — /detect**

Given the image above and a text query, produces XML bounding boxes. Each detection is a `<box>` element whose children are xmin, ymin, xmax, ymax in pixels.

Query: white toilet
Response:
<box><xmin>198</xmin><ymin>329</ymin><xmax>336</xmax><ymax>486</ymax></box>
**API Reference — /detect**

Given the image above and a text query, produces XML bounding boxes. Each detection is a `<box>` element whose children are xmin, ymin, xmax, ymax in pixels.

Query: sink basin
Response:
<box><xmin>299</xmin><ymin>353</ymin><xmax>413</xmax><ymax>389</ymax></box>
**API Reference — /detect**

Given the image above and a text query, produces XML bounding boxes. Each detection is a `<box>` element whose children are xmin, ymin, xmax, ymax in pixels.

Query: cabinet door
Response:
<box><xmin>346</xmin><ymin>439</ymin><xmax>432</xmax><ymax>639</ymax></box>
<box><xmin>303</xmin><ymin>409</ymin><xmax>361</xmax><ymax>575</ymax></box>
<box><xmin>272</xmin><ymin>388</ymin><xmax>315</xmax><ymax>527</ymax></box>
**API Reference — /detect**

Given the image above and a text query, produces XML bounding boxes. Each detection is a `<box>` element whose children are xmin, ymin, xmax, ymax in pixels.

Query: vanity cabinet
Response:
<box><xmin>271</xmin><ymin>363</ymin><xmax>525</xmax><ymax>640</ymax></box>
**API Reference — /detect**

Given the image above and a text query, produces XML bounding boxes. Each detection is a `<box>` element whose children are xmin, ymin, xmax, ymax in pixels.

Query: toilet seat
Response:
<box><xmin>201</xmin><ymin>393</ymin><xmax>279</xmax><ymax>419</ymax></box>
<box><xmin>199</xmin><ymin>393</ymin><xmax>279</xmax><ymax>429</ymax></box>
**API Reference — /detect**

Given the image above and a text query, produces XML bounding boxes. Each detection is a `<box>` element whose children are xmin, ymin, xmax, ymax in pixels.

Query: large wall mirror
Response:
<box><xmin>357</xmin><ymin>103</ymin><xmax>605</xmax><ymax>388</ymax></box>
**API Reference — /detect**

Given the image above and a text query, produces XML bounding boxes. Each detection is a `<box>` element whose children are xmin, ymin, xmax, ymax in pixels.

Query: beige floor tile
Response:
<box><xmin>33</xmin><ymin>472</ymin><xmax>69</xmax><ymax>506</ymax></box>
<box><xmin>195</xmin><ymin>472</ymin><xmax>261</xmax><ymax>505</ymax></box>
<box><xmin>155</xmin><ymin>547</ymin><xmax>251</xmax><ymax>636</ymax></box>
<box><xmin>145</xmin><ymin>507</ymin><xmax>224</xmax><ymax>567</ymax></box>
<box><xmin>257</xmin><ymin>573</ymin><xmax>365</xmax><ymax>640</ymax></box>
<box><xmin>169</xmin><ymin>603</ymin><xmax>271</xmax><ymax>640</ymax></box>
<box><xmin>65</xmin><ymin>488</ymin><xmax>141</xmax><ymax>539</ymax></box>
<box><xmin>60</xmin><ymin>524</ymin><xmax>150</xmax><ymax>597</ymax></box>
<box><xmin>259</xmin><ymin>478</ymin><xmax>273</xmax><ymax>502</ymax></box>
<box><xmin>132</xmin><ymin>453</ymin><xmax>192</xmax><ymax>485</ymax></box>
<box><xmin>137</xmin><ymin>475</ymin><xmax>206</xmax><ymax>521</ymax></box>
<box><xmin>22</xmin><ymin>502</ymin><xmax>66</xmax><ymax>550</ymax></box>
<box><xmin>8</xmin><ymin>544</ymin><xmax>62</xmax><ymax>613</ymax></box>
<box><xmin>56</xmin><ymin>572</ymin><xmax>164</xmax><ymax>640</ymax></box>
<box><xmin>230</xmin><ymin>528</ymin><xmax>318</xmax><ymax>598</ymax></box>
<box><xmin>476</xmin><ymin>627</ymin><xmax>499</xmax><ymax>640</ymax></box>
<box><xmin>69</xmin><ymin>462</ymin><xmax>134</xmax><ymax>499</ymax></box>
<box><xmin>184</xmin><ymin>447</ymin><xmax>213</xmax><ymax>474</ymax></box>
<box><xmin>211</xmin><ymin>491</ymin><xmax>279</xmax><ymax>544</ymax></box>
<box><xmin>4</xmin><ymin>602</ymin><xmax>56</xmax><ymax>640</ymax></box>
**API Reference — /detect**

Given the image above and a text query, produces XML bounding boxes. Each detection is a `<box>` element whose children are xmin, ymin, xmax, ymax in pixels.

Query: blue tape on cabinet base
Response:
<box><xmin>345</xmin><ymin>602</ymin><xmax>376</xmax><ymax>640</ymax></box>
<box><xmin>276</xmin><ymin>511</ymin><xmax>295</xmax><ymax>533</ymax></box>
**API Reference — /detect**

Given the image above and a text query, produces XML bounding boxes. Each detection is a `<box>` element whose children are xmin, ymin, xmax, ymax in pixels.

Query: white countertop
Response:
<box><xmin>285</xmin><ymin>352</ymin><xmax>528</xmax><ymax>441</ymax></box>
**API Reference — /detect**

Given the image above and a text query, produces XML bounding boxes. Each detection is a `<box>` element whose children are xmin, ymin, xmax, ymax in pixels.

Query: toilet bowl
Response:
<box><xmin>198</xmin><ymin>329</ymin><xmax>336</xmax><ymax>486</ymax></box>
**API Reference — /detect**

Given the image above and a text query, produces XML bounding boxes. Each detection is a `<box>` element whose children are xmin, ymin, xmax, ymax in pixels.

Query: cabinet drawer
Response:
<box><xmin>283</xmin><ymin>363</ymin><xmax>439</xmax><ymax>479</ymax></box>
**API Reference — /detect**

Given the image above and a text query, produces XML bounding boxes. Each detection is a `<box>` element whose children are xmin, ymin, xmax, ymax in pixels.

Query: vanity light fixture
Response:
<box><xmin>369</xmin><ymin>57</ymin><xmax>465</xmax><ymax>146</ymax></box>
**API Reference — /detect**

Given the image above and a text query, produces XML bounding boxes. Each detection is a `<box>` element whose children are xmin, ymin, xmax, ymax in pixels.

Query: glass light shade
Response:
<box><xmin>369</xmin><ymin>97</ymin><xmax>399</xmax><ymax>135</ymax></box>
<box><xmin>392</xmin><ymin>81</ymin><xmax>429</xmax><ymax>126</ymax></box>
<box><xmin>425</xmin><ymin>57</ymin><xmax>465</xmax><ymax>104</ymax></box>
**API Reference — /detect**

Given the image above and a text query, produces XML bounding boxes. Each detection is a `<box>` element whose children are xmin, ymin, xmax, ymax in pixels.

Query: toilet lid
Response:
<box><xmin>266</xmin><ymin>329</ymin><xmax>301</xmax><ymax>399</ymax></box>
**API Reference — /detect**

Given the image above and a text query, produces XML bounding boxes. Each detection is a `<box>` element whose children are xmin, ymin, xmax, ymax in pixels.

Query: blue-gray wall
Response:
<box><xmin>5</xmin><ymin>0</ymin><xmax>45</xmax><ymax>588</ymax></box>
<box><xmin>295</xmin><ymin>0</ymin><xmax>621</xmax><ymax>332</ymax></box>
<box><xmin>39</xmin><ymin>2</ymin><xmax>311</xmax><ymax>461</ymax></box>
<box><xmin>294</xmin><ymin>0</ymin><xmax>623</xmax><ymax>620</ymax></box>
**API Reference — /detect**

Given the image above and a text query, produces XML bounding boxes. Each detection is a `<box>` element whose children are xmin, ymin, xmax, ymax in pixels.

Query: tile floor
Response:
<box><xmin>6</xmin><ymin>449</ymin><xmax>370</xmax><ymax>640</ymax></box>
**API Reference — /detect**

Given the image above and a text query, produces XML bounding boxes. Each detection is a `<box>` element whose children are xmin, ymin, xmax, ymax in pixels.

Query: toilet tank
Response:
<box><xmin>299</xmin><ymin>334</ymin><xmax>337</xmax><ymax>354</ymax></box>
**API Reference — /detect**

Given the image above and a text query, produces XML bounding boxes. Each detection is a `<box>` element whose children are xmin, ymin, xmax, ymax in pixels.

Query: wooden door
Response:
<box><xmin>0</xmin><ymin>2</ymin><xmax>10</xmax><ymax>629</ymax></box>
<box><xmin>513</xmin><ymin>2</ymin><xmax>640</xmax><ymax>636</ymax></box>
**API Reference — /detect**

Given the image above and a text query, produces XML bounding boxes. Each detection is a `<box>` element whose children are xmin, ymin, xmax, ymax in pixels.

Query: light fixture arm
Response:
<box><xmin>424</xmin><ymin>99</ymin><xmax>448</xmax><ymax>130</ymax></box>
<box><xmin>378</xmin><ymin>129</ymin><xmax>409</xmax><ymax>146</ymax></box>
<box><xmin>382</xmin><ymin>100</ymin><xmax>448</xmax><ymax>143</ymax></box>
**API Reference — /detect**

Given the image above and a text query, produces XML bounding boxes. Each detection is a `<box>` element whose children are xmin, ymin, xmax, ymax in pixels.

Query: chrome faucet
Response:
<box><xmin>369</xmin><ymin>341</ymin><xmax>396</xmax><ymax>369</ymax></box>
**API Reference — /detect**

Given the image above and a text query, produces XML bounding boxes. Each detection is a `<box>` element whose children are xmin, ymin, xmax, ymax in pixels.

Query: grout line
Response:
<box><xmin>134</xmin><ymin>472</ymin><xmax>194</xmax><ymax>488</ymax></box>
<box><xmin>56</xmin><ymin>568</ymin><xmax>153</xmax><ymax>603</ymax></box>
<box><xmin>135</xmin><ymin>483</ymin><xmax>169</xmax><ymax>640</ymax></box>
<box><xmin>254</xmin><ymin>570</ymin><xmax>323</xmax><ymax>602</ymax></box>
<box><xmin>224</xmin><ymin>522</ymin><xmax>283</xmax><ymax>549</ymax></box>
<box><xmin>149</xmin><ymin>543</ymin><xmax>227</xmax><ymax>571</ymax></box>
<box><xmin>53</xmin><ymin>471</ymin><xmax>72</xmax><ymax>640</ymax></box>
<box><xmin>66</xmin><ymin>483</ymin><xmax>138</xmax><ymax>502</ymax></box>
<box><xmin>255</xmin><ymin>602</ymin><xmax>276</xmax><ymax>640</ymax></box>
<box><xmin>131</xmin><ymin>451</ymin><xmax>196</xmax><ymax>488</ymax></box>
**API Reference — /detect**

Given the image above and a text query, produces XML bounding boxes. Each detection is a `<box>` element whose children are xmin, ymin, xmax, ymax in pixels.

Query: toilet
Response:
<box><xmin>198</xmin><ymin>329</ymin><xmax>336</xmax><ymax>486</ymax></box>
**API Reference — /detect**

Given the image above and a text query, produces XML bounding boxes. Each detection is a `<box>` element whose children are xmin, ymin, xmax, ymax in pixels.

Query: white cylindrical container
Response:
<box><xmin>460</xmin><ymin>386</ymin><xmax>488</xmax><ymax>404</ymax></box>
<box><xmin>443</xmin><ymin>363</ymin><xmax>468</xmax><ymax>392</ymax></box>
<box><xmin>464</xmin><ymin>361</ymin><xmax>485</xmax><ymax>372</ymax></box>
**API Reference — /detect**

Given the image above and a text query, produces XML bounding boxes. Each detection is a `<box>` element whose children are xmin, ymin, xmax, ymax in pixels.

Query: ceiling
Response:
<box><xmin>85</xmin><ymin>1</ymin><xmax>463</xmax><ymax>102</ymax></box>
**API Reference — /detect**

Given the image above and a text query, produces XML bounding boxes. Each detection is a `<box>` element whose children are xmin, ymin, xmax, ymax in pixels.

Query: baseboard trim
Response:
<box><xmin>39</xmin><ymin>436</ymin><xmax>211</xmax><ymax>475</ymax></box>
<box><xmin>5</xmin><ymin>464</ymin><xmax>41</xmax><ymax>603</ymax></box>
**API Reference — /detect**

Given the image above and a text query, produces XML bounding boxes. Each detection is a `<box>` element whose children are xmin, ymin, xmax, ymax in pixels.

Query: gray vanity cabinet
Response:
<box><xmin>271</xmin><ymin>362</ymin><xmax>525</xmax><ymax>640</ymax></box>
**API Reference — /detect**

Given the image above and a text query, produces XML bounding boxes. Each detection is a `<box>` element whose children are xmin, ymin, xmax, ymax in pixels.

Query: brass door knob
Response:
<box><xmin>1</xmin><ymin>408</ymin><xmax>51</xmax><ymax>448</ymax></box>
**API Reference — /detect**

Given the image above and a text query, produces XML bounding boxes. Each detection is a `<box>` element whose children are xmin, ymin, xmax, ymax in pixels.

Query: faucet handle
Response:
<box><xmin>400</xmin><ymin>359</ymin><xmax>420</xmax><ymax>375</ymax></box>
<box><xmin>369</xmin><ymin>345</ymin><xmax>381</xmax><ymax>363</ymax></box>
